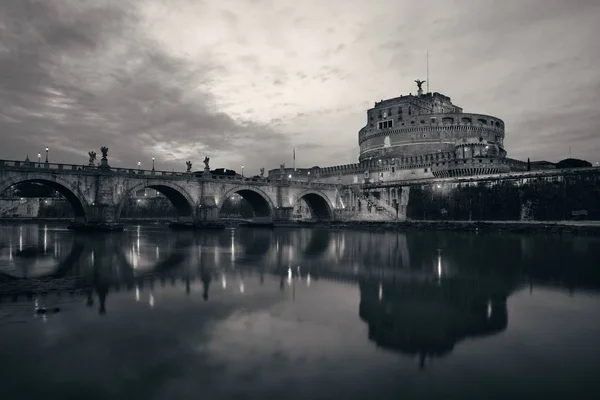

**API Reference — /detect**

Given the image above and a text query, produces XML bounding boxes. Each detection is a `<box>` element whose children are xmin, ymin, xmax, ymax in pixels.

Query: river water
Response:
<box><xmin>0</xmin><ymin>222</ymin><xmax>599</xmax><ymax>399</ymax></box>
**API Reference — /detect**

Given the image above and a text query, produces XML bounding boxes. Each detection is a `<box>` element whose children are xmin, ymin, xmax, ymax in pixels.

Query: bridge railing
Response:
<box><xmin>0</xmin><ymin>159</ymin><xmax>343</xmax><ymax>188</ymax></box>
<box><xmin>0</xmin><ymin>160</ymin><xmax>86</xmax><ymax>172</ymax></box>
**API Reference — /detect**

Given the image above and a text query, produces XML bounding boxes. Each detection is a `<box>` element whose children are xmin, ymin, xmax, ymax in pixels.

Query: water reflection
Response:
<box><xmin>359</xmin><ymin>274</ymin><xmax>512</xmax><ymax>369</ymax></box>
<box><xmin>1</xmin><ymin>224</ymin><xmax>600</xmax><ymax>345</ymax></box>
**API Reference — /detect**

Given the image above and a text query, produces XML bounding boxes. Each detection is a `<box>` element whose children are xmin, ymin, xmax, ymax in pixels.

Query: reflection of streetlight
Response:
<box><xmin>152</xmin><ymin>157</ymin><xmax>155</xmax><ymax>171</ymax></box>
<box><xmin>45</xmin><ymin>147</ymin><xmax>49</xmax><ymax>163</ymax></box>
<box><xmin>241</xmin><ymin>165</ymin><xmax>244</xmax><ymax>177</ymax></box>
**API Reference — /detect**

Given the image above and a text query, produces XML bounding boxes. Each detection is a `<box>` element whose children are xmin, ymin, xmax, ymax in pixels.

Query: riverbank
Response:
<box><xmin>297</xmin><ymin>220</ymin><xmax>600</xmax><ymax>235</ymax></box>
<box><xmin>2</xmin><ymin>218</ymin><xmax>600</xmax><ymax>234</ymax></box>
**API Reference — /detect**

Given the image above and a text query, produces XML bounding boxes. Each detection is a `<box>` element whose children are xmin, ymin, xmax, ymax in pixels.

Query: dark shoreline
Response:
<box><xmin>2</xmin><ymin>218</ymin><xmax>600</xmax><ymax>234</ymax></box>
<box><xmin>292</xmin><ymin>220</ymin><xmax>600</xmax><ymax>235</ymax></box>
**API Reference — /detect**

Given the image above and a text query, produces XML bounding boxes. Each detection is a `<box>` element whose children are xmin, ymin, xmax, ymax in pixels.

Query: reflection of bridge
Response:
<box><xmin>0</xmin><ymin>159</ymin><xmax>344</xmax><ymax>224</ymax></box>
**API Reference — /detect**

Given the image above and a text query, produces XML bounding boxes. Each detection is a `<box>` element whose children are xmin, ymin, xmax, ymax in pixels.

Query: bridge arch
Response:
<box><xmin>116</xmin><ymin>181</ymin><xmax>195</xmax><ymax>221</ymax></box>
<box><xmin>293</xmin><ymin>190</ymin><xmax>334</xmax><ymax>220</ymax></box>
<box><xmin>0</xmin><ymin>174</ymin><xmax>90</xmax><ymax>220</ymax></box>
<box><xmin>219</xmin><ymin>186</ymin><xmax>275</xmax><ymax>221</ymax></box>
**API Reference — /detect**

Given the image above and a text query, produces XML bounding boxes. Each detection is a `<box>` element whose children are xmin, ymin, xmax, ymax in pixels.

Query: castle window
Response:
<box><xmin>377</xmin><ymin>120</ymin><xmax>393</xmax><ymax>129</ymax></box>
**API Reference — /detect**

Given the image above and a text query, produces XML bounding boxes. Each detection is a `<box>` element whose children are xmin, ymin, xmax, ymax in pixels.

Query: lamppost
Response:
<box><xmin>138</xmin><ymin>161</ymin><xmax>141</xmax><ymax>171</ymax></box>
<box><xmin>45</xmin><ymin>147</ymin><xmax>49</xmax><ymax>163</ymax></box>
<box><xmin>241</xmin><ymin>165</ymin><xmax>244</xmax><ymax>177</ymax></box>
<box><xmin>152</xmin><ymin>158</ymin><xmax>155</xmax><ymax>171</ymax></box>
<box><xmin>37</xmin><ymin>153</ymin><xmax>41</xmax><ymax>164</ymax></box>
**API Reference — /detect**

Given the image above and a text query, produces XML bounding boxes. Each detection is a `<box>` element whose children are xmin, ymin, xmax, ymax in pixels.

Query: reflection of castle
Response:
<box><xmin>359</xmin><ymin>277</ymin><xmax>511</xmax><ymax>369</ymax></box>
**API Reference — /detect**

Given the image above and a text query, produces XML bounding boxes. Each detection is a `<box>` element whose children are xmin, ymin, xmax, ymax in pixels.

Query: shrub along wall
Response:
<box><xmin>406</xmin><ymin>174</ymin><xmax>600</xmax><ymax>221</ymax></box>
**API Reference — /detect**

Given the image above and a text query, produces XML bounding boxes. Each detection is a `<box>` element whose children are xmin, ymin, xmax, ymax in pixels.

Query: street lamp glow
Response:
<box><xmin>152</xmin><ymin>157</ymin><xmax>155</xmax><ymax>170</ymax></box>
<box><xmin>137</xmin><ymin>161</ymin><xmax>141</xmax><ymax>170</ymax></box>
<box><xmin>45</xmin><ymin>147</ymin><xmax>49</xmax><ymax>163</ymax></box>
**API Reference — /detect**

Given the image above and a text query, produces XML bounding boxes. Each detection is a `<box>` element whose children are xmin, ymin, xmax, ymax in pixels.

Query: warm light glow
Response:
<box><xmin>437</xmin><ymin>250</ymin><xmax>443</xmax><ymax>278</ymax></box>
<box><xmin>135</xmin><ymin>286</ymin><xmax>140</xmax><ymax>302</ymax></box>
<box><xmin>287</xmin><ymin>266</ymin><xmax>292</xmax><ymax>285</ymax></box>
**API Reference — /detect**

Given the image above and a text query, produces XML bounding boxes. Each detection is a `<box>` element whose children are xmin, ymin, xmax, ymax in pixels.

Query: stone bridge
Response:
<box><xmin>0</xmin><ymin>159</ymin><xmax>344</xmax><ymax>224</ymax></box>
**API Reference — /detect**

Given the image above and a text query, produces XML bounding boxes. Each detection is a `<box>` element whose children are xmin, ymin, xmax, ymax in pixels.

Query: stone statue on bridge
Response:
<box><xmin>88</xmin><ymin>151</ymin><xmax>97</xmax><ymax>166</ymax></box>
<box><xmin>260</xmin><ymin>167</ymin><xmax>265</xmax><ymax>178</ymax></box>
<box><xmin>99</xmin><ymin>147</ymin><xmax>109</xmax><ymax>169</ymax></box>
<box><xmin>186</xmin><ymin>161</ymin><xmax>192</xmax><ymax>173</ymax></box>
<box><xmin>203</xmin><ymin>157</ymin><xmax>210</xmax><ymax>172</ymax></box>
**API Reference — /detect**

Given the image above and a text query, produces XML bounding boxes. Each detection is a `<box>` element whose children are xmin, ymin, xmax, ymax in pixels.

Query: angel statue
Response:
<box><xmin>415</xmin><ymin>79</ymin><xmax>426</xmax><ymax>91</ymax></box>
<box><xmin>203</xmin><ymin>157</ymin><xmax>210</xmax><ymax>170</ymax></box>
<box><xmin>88</xmin><ymin>151</ymin><xmax>97</xmax><ymax>165</ymax></box>
<box><xmin>186</xmin><ymin>161</ymin><xmax>192</xmax><ymax>173</ymax></box>
<box><xmin>260</xmin><ymin>167</ymin><xmax>265</xmax><ymax>177</ymax></box>
<box><xmin>100</xmin><ymin>146</ymin><xmax>108</xmax><ymax>160</ymax></box>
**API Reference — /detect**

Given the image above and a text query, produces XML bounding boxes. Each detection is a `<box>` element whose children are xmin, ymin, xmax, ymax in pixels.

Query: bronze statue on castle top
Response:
<box><xmin>415</xmin><ymin>79</ymin><xmax>426</xmax><ymax>91</ymax></box>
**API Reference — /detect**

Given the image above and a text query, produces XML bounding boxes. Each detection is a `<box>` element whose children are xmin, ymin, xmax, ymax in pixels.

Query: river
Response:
<box><xmin>1</xmin><ymin>222</ymin><xmax>599</xmax><ymax>399</ymax></box>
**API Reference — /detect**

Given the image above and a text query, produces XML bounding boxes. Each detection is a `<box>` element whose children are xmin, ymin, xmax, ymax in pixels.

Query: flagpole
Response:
<box><xmin>293</xmin><ymin>147</ymin><xmax>296</xmax><ymax>171</ymax></box>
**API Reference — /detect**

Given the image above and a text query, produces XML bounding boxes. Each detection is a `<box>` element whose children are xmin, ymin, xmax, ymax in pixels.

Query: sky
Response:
<box><xmin>1</xmin><ymin>0</ymin><xmax>599</xmax><ymax>175</ymax></box>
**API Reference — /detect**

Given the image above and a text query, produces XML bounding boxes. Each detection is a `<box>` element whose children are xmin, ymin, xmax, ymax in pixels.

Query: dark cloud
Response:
<box><xmin>0</xmin><ymin>0</ymin><xmax>290</xmax><ymax>172</ymax></box>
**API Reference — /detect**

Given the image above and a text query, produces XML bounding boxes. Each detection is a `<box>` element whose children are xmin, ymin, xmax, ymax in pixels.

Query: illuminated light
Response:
<box><xmin>156</xmin><ymin>246</ymin><xmax>159</xmax><ymax>260</ymax></box>
<box><xmin>43</xmin><ymin>225</ymin><xmax>47</xmax><ymax>253</ymax></box>
<box><xmin>287</xmin><ymin>267</ymin><xmax>292</xmax><ymax>285</ymax></box>
<box><xmin>91</xmin><ymin>251</ymin><xmax>95</xmax><ymax>264</ymax></box>
<box><xmin>306</xmin><ymin>273</ymin><xmax>311</xmax><ymax>287</ymax></box>
<box><xmin>437</xmin><ymin>250</ymin><xmax>442</xmax><ymax>278</ymax></box>
<box><xmin>288</xmin><ymin>174</ymin><xmax>292</xmax><ymax>178</ymax></box>
<box><xmin>19</xmin><ymin>227</ymin><xmax>22</xmax><ymax>252</ymax></box>
<box><xmin>378</xmin><ymin>283</ymin><xmax>383</xmax><ymax>301</ymax></box>
<box><xmin>239</xmin><ymin>281</ymin><xmax>245</xmax><ymax>294</ymax></box>
<box><xmin>487</xmin><ymin>300</ymin><xmax>492</xmax><ymax>319</ymax></box>
<box><xmin>222</xmin><ymin>275</ymin><xmax>227</xmax><ymax>289</ymax></box>
<box><xmin>135</xmin><ymin>286</ymin><xmax>140</xmax><ymax>302</ymax></box>
<box><xmin>149</xmin><ymin>293</ymin><xmax>155</xmax><ymax>308</ymax></box>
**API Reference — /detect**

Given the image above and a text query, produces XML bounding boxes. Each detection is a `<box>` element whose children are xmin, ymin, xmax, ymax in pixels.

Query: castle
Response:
<box><xmin>269</xmin><ymin>80</ymin><xmax>544</xmax><ymax>184</ymax></box>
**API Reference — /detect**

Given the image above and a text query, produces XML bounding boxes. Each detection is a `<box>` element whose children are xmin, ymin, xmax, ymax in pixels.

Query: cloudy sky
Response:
<box><xmin>1</xmin><ymin>0</ymin><xmax>599</xmax><ymax>174</ymax></box>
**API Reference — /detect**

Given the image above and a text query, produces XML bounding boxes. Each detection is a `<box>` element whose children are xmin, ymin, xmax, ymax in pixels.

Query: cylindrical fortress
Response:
<box><xmin>357</xmin><ymin>89</ymin><xmax>508</xmax><ymax>176</ymax></box>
